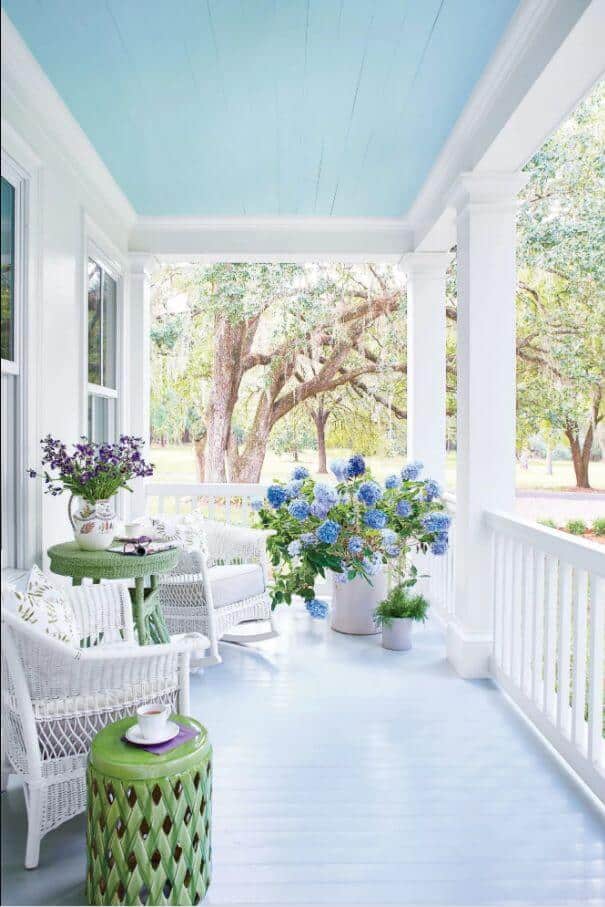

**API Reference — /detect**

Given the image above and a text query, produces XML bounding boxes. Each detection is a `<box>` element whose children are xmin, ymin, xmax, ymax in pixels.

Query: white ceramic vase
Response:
<box><xmin>69</xmin><ymin>496</ymin><xmax>116</xmax><ymax>551</ymax></box>
<box><xmin>382</xmin><ymin>617</ymin><xmax>414</xmax><ymax>651</ymax></box>
<box><xmin>330</xmin><ymin>571</ymin><xmax>386</xmax><ymax>635</ymax></box>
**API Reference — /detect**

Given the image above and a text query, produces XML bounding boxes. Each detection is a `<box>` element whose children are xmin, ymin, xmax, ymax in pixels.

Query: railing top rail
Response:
<box><xmin>485</xmin><ymin>509</ymin><xmax>605</xmax><ymax>575</ymax></box>
<box><xmin>146</xmin><ymin>482</ymin><xmax>268</xmax><ymax>497</ymax></box>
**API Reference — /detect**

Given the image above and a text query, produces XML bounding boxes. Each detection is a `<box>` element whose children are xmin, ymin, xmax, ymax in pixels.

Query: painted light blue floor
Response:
<box><xmin>2</xmin><ymin>604</ymin><xmax>605</xmax><ymax>906</ymax></box>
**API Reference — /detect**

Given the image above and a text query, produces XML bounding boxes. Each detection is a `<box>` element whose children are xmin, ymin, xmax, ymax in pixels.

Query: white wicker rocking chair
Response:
<box><xmin>157</xmin><ymin>519</ymin><xmax>277</xmax><ymax>665</ymax></box>
<box><xmin>1</xmin><ymin>581</ymin><xmax>196</xmax><ymax>869</ymax></box>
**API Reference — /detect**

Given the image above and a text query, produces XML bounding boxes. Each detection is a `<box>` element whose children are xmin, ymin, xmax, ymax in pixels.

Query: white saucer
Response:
<box><xmin>125</xmin><ymin>721</ymin><xmax>180</xmax><ymax>746</ymax></box>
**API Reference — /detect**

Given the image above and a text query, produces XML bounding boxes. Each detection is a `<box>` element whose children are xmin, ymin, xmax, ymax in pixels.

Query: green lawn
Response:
<box><xmin>149</xmin><ymin>445</ymin><xmax>605</xmax><ymax>492</ymax></box>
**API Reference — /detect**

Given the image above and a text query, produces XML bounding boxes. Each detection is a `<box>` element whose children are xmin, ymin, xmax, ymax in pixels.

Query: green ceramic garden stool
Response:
<box><xmin>86</xmin><ymin>716</ymin><xmax>212</xmax><ymax>906</ymax></box>
<box><xmin>47</xmin><ymin>542</ymin><xmax>180</xmax><ymax>645</ymax></box>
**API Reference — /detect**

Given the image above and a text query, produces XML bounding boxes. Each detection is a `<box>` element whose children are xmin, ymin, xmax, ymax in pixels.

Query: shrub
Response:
<box><xmin>565</xmin><ymin>519</ymin><xmax>587</xmax><ymax>535</ymax></box>
<box><xmin>374</xmin><ymin>585</ymin><xmax>429</xmax><ymax>627</ymax></box>
<box><xmin>592</xmin><ymin>517</ymin><xmax>605</xmax><ymax>536</ymax></box>
<box><xmin>538</xmin><ymin>518</ymin><xmax>557</xmax><ymax>529</ymax></box>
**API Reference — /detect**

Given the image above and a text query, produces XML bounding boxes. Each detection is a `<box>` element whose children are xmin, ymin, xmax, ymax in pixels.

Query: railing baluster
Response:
<box><xmin>510</xmin><ymin>541</ymin><xmax>521</xmax><ymax>682</ymax></box>
<box><xmin>572</xmin><ymin>568</ymin><xmax>588</xmax><ymax>751</ymax></box>
<box><xmin>531</xmin><ymin>550</ymin><xmax>545</xmax><ymax>706</ymax></box>
<box><xmin>587</xmin><ymin>575</ymin><xmax>604</xmax><ymax>769</ymax></box>
<box><xmin>493</xmin><ymin>534</ymin><xmax>504</xmax><ymax>668</ymax></box>
<box><xmin>543</xmin><ymin>556</ymin><xmax>558</xmax><ymax>721</ymax></box>
<box><xmin>225</xmin><ymin>496</ymin><xmax>232</xmax><ymax>524</ymax></box>
<box><xmin>557</xmin><ymin>562</ymin><xmax>572</xmax><ymax>738</ymax></box>
<box><xmin>520</xmin><ymin>546</ymin><xmax>533</xmax><ymax>696</ymax></box>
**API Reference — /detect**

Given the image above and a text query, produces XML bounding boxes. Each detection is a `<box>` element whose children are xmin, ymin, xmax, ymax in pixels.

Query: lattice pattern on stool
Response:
<box><xmin>86</xmin><ymin>756</ymin><xmax>212</xmax><ymax>905</ymax></box>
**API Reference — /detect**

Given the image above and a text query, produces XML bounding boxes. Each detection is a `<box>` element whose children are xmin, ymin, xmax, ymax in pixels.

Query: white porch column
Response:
<box><xmin>401</xmin><ymin>252</ymin><xmax>451</xmax><ymax>487</ymax></box>
<box><xmin>448</xmin><ymin>172</ymin><xmax>528</xmax><ymax>678</ymax></box>
<box><xmin>127</xmin><ymin>253</ymin><xmax>154</xmax><ymax>519</ymax></box>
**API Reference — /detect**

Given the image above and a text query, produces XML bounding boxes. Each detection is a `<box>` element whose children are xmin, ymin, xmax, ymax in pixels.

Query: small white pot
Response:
<box><xmin>382</xmin><ymin>617</ymin><xmax>414</xmax><ymax>651</ymax></box>
<box><xmin>330</xmin><ymin>571</ymin><xmax>386</xmax><ymax>635</ymax></box>
<box><xmin>69</xmin><ymin>496</ymin><xmax>116</xmax><ymax>550</ymax></box>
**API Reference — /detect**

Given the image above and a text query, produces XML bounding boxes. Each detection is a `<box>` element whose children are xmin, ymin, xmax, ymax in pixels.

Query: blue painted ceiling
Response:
<box><xmin>3</xmin><ymin>1</ymin><xmax>519</xmax><ymax>217</ymax></box>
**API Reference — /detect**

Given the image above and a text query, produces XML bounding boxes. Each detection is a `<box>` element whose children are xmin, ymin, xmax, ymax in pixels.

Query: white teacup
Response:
<box><xmin>136</xmin><ymin>704</ymin><xmax>171</xmax><ymax>739</ymax></box>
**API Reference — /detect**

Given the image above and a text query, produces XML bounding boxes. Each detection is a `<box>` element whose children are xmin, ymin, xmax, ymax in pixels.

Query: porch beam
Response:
<box><xmin>447</xmin><ymin>171</ymin><xmax>528</xmax><ymax>679</ymax></box>
<box><xmin>127</xmin><ymin>253</ymin><xmax>155</xmax><ymax>519</ymax></box>
<box><xmin>401</xmin><ymin>252</ymin><xmax>451</xmax><ymax>487</ymax></box>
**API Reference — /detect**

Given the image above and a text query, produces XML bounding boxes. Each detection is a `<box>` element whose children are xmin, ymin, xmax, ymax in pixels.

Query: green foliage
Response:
<box><xmin>565</xmin><ymin>519</ymin><xmax>587</xmax><ymax>535</ymax></box>
<box><xmin>374</xmin><ymin>586</ymin><xmax>429</xmax><ymax>627</ymax></box>
<box><xmin>538</xmin><ymin>518</ymin><xmax>557</xmax><ymax>529</ymax></box>
<box><xmin>592</xmin><ymin>517</ymin><xmax>605</xmax><ymax>536</ymax></box>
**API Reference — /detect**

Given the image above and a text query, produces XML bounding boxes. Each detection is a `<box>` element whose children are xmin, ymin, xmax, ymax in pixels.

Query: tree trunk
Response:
<box><xmin>312</xmin><ymin>402</ymin><xmax>329</xmax><ymax>473</ymax></box>
<box><xmin>545</xmin><ymin>444</ymin><xmax>553</xmax><ymax>475</ymax></box>
<box><xmin>565</xmin><ymin>424</ymin><xmax>593</xmax><ymax>489</ymax></box>
<box><xmin>193</xmin><ymin>436</ymin><xmax>206</xmax><ymax>482</ymax></box>
<box><xmin>204</xmin><ymin>317</ymin><xmax>246</xmax><ymax>481</ymax></box>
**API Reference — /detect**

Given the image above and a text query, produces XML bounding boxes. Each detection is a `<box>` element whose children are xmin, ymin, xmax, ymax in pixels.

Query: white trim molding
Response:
<box><xmin>1</xmin><ymin>8</ymin><xmax>135</xmax><ymax>233</ymax></box>
<box><xmin>129</xmin><ymin>216</ymin><xmax>412</xmax><ymax>263</ymax></box>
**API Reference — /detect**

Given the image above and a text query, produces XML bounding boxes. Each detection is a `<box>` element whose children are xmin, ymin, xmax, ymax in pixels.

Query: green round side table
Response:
<box><xmin>86</xmin><ymin>715</ymin><xmax>212</xmax><ymax>906</ymax></box>
<box><xmin>47</xmin><ymin>542</ymin><xmax>180</xmax><ymax>645</ymax></box>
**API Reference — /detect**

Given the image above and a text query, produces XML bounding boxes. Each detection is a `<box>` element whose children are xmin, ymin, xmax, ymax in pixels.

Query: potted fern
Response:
<box><xmin>373</xmin><ymin>582</ymin><xmax>429</xmax><ymax>651</ymax></box>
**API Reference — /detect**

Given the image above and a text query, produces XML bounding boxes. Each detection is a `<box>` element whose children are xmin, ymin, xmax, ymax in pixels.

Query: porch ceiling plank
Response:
<box><xmin>2</xmin><ymin>0</ymin><xmax>521</xmax><ymax>220</ymax></box>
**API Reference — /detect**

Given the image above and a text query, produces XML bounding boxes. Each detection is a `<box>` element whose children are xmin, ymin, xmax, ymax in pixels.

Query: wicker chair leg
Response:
<box><xmin>24</xmin><ymin>783</ymin><xmax>44</xmax><ymax>869</ymax></box>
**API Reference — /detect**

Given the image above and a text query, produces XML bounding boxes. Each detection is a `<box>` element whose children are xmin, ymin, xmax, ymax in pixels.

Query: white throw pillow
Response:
<box><xmin>153</xmin><ymin>511</ymin><xmax>207</xmax><ymax>553</ymax></box>
<box><xmin>13</xmin><ymin>565</ymin><xmax>79</xmax><ymax>645</ymax></box>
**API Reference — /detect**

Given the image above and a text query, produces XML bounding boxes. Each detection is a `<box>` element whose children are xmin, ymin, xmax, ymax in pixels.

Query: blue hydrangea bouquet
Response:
<box><xmin>254</xmin><ymin>454</ymin><xmax>450</xmax><ymax>619</ymax></box>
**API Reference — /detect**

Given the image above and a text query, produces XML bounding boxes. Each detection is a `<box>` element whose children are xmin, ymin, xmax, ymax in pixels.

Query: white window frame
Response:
<box><xmin>83</xmin><ymin>220</ymin><xmax>125</xmax><ymax>444</ymax></box>
<box><xmin>1</xmin><ymin>139</ymin><xmax>41</xmax><ymax>569</ymax></box>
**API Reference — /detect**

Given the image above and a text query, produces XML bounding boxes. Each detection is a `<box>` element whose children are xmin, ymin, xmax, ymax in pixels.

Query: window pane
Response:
<box><xmin>102</xmin><ymin>271</ymin><xmax>117</xmax><ymax>389</ymax></box>
<box><xmin>88</xmin><ymin>259</ymin><xmax>102</xmax><ymax>384</ymax></box>
<box><xmin>88</xmin><ymin>393</ymin><xmax>116</xmax><ymax>444</ymax></box>
<box><xmin>1</xmin><ymin>176</ymin><xmax>15</xmax><ymax>362</ymax></box>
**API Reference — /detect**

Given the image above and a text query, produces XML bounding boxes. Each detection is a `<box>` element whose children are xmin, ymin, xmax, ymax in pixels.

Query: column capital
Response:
<box><xmin>128</xmin><ymin>252</ymin><xmax>156</xmax><ymax>276</ymax></box>
<box><xmin>450</xmin><ymin>170</ymin><xmax>529</xmax><ymax>215</ymax></box>
<box><xmin>401</xmin><ymin>251</ymin><xmax>452</xmax><ymax>279</ymax></box>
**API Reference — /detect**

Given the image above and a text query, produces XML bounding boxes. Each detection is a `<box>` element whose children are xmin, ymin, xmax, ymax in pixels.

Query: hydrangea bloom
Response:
<box><xmin>422</xmin><ymin>512</ymin><xmax>451</xmax><ymax>532</ymax></box>
<box><xmin>288</xmin><ymin>498</ymin><xmax>311</xmax><ymax>521</ymax></box>
<box><xmin>305</xmin><ymin>598</ymin><xmax>329</xmax><ymax>619</ymax></box>
<box><xmin>316</xmin><ymin>519</ymin><xmax>341</xmax><ymax>544</ymax></box>
<box><xmin>363</xmin><ymin>509</ymin><xmax>387</xmax><ymax>529</ymax></box>
<box><xmin>362</xmin><ymin>553</ymin><xmax>383</xmax><ymax>575</ymax></box>
<box><xmin>401</xmin><ymin>461</ymin><xmax>423</xmax><ymax>481</ymax></box>
<box><xmin>267</xmin><ymin>485</ymin><xmax>287</xmax><ymax>509</ymax></box>
<box><xmin>385</xmin><ymin>544</ymin><xmax>401</xmax><ymax>558</ymax></box>
<box><xmin>300</xmin><ymin>532</ymin><xmax>316</xmax><ymax>548</ymax></box>
<box><xmin>385</xmin><ymin>474</ymin><xmax>400</xmax><ymax>489</ymax></box>
<box><xmin>381</xmin><ymin>528</ymin><xmax>398</xmax><ymax>545</ymax></box>
<box><xmin>423</xmin><ymin>478</ymin><xmax>442</xmax><ymax>502</ymax></box>
<box><xmin>287</xmin><ymin>540</ymin><xmax>302</xmax><ymax>557</ymax></box>
<box><xmin>347</xmin><ymin>535</ymin><xmax>364</xmax><ymax>555</ymax></box>
<box><xmin>334</xmin><ymin>571</ymin><xmax>350</xmax><ymax>585</ymax></box>
<box><xmin>330</xmin><ymin>459</ymin><xmax>348</xmax><ymax>481</ymax></box>
<box><xmin>431</xmin><ymin>539</ymin><xmax>448</xmax><ymax>555</ymax></box>
<box><xmin>357</xmin><ymin>480</ymin><xmax>383</xmax><ymax>506</ymax></box>
<box><xmin>284</xmin><ymin>479</ymin><xmax>303</xmax><ymax>500</ymax></box>
<box><xmin>396</xmin><ymin>500</ymin><xmax>412</xmax><ymax>518</ymax></box>
<box><xmin>250</xmin><ymin>497</ymin><xmax>264</xmax><ymax>512</ymax></box>
<box><xmin>292</xmin><ymin>466</ymin><xmax>310</xmax><ymax>480</ymax></box>
<box><xmin>310</xmin><ymin>501</ymin><xmax>330</xmax><ymax>520</ymax></box>
<box><xmin>314</xmin><ymin>483</ymin><xmax>338</xmax><ymax>507</ymax></box>
<box><xmin>345</xmin><ymin>454</ymin><xmax>366</xmax><ymax>478</ymax></box>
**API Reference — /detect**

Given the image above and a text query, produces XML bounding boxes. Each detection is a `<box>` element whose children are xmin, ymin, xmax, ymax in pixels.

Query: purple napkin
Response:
<box><xmin>122</xmin><ymin>721</ymin><xmax>199</xmax><ymax>755</ymax></box>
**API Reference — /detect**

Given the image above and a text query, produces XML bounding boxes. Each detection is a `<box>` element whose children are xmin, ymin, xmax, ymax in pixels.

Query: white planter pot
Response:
<box><xmin>330</xmin><ymin>571</ymin><xmax>386</xmax><ymax>635</ymax></box>
<box><xmin>382</xmin><ymin>617</ymin><xmax>414</xmax><ymax>651</ymax></box>
<box><xmin>69</xmin><ymin>496</ymin><xmax>116</xmax><ymax>551</ymax></box>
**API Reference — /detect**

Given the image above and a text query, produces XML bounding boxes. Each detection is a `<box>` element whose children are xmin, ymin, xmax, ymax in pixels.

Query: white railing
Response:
<box><xmin>486</xmin><ymin>510</ymin><xmax>605</xmax><ymax>801</ymax></box>
<box><xmin>425</xmin><ymin>493</ymin><xmax>456</xmax><ymax>622</ymax></box>
<box><xmin>146</xmin><ymin>482</ymin><xmax>267</xmax><ymax>526</ymax></box>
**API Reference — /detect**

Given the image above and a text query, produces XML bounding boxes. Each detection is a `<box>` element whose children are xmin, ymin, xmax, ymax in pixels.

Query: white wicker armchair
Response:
<box><xmin>1</xmin><ymin>582</ymin><xmax>194</xmax><ymax>869</ymax></box>
<box><xmin>158</xmin><ymin>519</ymin><xmax>277</xmax><ymax>664</ymax></box>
